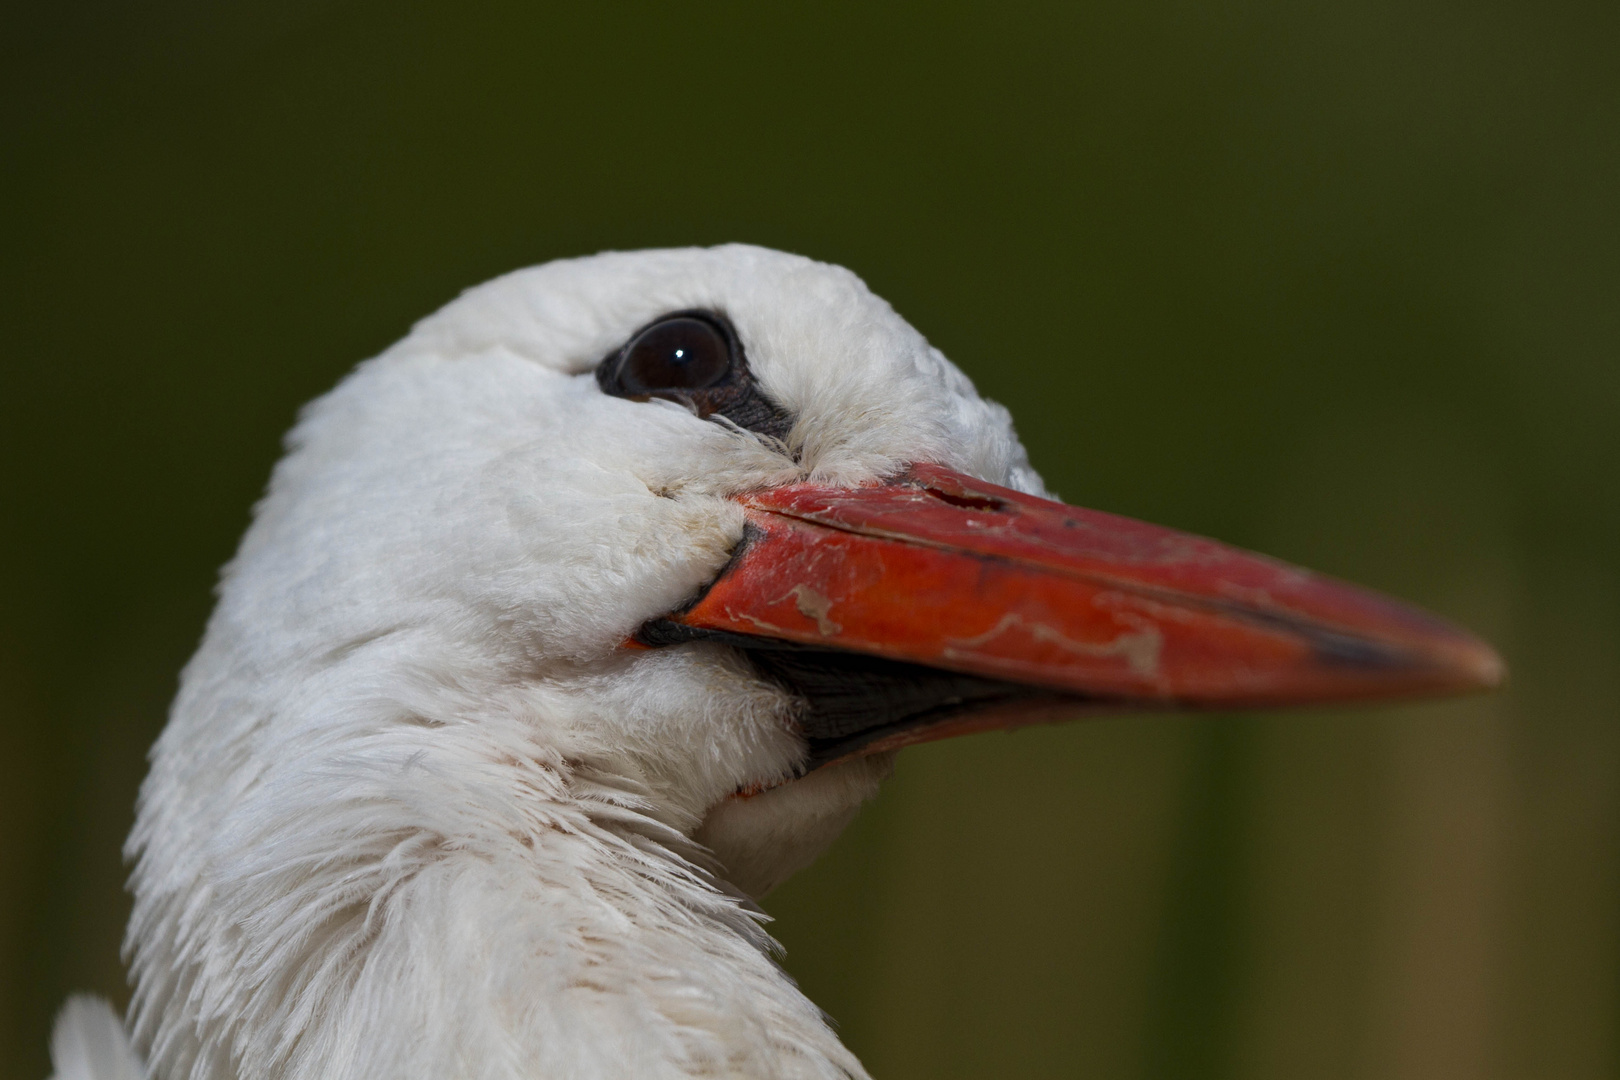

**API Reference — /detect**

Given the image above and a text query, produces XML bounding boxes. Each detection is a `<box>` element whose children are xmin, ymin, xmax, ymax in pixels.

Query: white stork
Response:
<box><xmin>47</xmin><ymin>245</ymin><xmax>1500</xmax><ymax>1080</ymax></box>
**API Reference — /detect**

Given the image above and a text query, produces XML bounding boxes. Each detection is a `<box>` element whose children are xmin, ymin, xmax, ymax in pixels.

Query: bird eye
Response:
<box><xmin>613</xmin><ymin>316</ymin><xmax>733</xmax><ymax>394</ymax></box>
<box><xmin>595</xmin><ymin>309</ymin><xmax>796</xmax><ymax>443</ymax></box>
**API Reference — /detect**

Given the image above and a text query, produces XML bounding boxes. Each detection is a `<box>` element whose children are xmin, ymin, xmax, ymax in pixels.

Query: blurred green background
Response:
<box><xmin>2</xmin><ymin>1</ymin><xmax>1616</xmax><ymax>1077</ymax></box>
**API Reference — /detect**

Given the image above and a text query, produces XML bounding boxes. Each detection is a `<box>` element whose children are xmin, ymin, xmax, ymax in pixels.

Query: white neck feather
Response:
<box><xmin>127</xmin><ymin>702</ymin><xmax>864</xmax><ymax>1079</ymax></box>
<box><xmin>123</xmin><ymin>613</ymin><xmax>867</xmax><ymax>1079</ymax></box>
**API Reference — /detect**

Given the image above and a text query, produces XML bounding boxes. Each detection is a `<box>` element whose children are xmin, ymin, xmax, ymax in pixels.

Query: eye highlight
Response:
<box><xmin>614</xmin><ymin>315</ymin><xmax>733</xmax><ymax>394</ymax></box>
<box><xmin>595</xmin><ymin>310</ymin><xmax>796</xmax><ymax>443</ymax></box>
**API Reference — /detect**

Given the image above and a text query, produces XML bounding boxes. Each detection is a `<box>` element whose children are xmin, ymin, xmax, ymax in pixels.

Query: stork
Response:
<box><xmin>47</xmin><ymin>245</ymin><xmax>1500</xmax><ymax>1080</ymax></box>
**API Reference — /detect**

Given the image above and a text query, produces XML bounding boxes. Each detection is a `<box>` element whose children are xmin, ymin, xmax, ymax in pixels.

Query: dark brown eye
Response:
<box><xmin>614</xmin><ymin>316</ymin><xmax>733</xmax><ymax>394</ymax></box>
<box><xmin>595</xmin><ymin>309</ymin><xmax>796</xmax><ymax>443</ymax></box>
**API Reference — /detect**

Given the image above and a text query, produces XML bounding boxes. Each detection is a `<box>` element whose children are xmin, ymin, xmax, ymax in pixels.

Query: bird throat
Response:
<box><xmin>635</xmin><ymin>620</ymin><xmax>1073</xmax><ymax>770</ymax></box>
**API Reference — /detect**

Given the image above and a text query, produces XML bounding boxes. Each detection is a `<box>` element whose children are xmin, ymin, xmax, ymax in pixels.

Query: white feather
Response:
<box><xmin>49</xmin><ymin>996</ymin><xmax>145</xmax><ymax>1080</ymax></box>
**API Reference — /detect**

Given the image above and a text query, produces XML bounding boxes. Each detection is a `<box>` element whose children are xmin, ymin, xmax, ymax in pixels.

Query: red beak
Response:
<box><xmin>639</xmin><ymin>464</ymin><xmax>1503</xmax><ymax>764</ymax></box>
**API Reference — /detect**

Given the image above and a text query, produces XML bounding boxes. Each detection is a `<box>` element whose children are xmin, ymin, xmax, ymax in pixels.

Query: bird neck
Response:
<box><xmin>128</xmin><ymin>700</ymin><xmax>864</xmax><ymax>1080</ymax></box>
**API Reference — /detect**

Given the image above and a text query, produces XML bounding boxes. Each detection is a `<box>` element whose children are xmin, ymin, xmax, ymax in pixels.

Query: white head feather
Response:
<box><xmin>124</xmin><ymin>245</ymin><xmax>1043</xmax><ymax>1080</ymax></box>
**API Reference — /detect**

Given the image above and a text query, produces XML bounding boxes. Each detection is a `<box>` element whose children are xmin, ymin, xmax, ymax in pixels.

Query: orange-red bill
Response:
<box><xmin>655</xmin><ymin>463</ymin><xmax>1503</xmax><ymax>711</ymax></box>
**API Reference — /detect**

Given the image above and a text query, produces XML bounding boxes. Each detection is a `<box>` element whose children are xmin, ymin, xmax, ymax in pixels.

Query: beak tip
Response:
<box><xmin>1459</xmin><ymin>639</ymin><xmax>1508</xmax><ymax>692</ymax></box>
<box><xmin>1420</xmin><ymin>631</ymin><xmax>1506</xmax><ymax>696</ymax></box>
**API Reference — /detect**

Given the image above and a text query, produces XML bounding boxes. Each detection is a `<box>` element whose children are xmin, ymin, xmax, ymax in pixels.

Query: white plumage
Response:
<box><xmin>56</xmin><ymin>246</ymin><xmax>1041</xmax><ymax>1080</ymax></box>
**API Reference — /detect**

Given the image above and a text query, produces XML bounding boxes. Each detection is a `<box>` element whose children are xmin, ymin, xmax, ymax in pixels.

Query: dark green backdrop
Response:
<box><xmin>3</xmin><ymin>2</ymin><xmax>1616</xmax><ymax>1078</ymax></box>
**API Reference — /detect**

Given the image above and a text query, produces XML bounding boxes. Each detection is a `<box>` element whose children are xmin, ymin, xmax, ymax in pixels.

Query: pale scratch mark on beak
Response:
<box><xmin>787</xmin><ymin>585</ymin><xmax>843</xmax><ymax>637</ymax></box>
<box><xmin>943</xmin><ymin>612</ymin><xmax>1164</xmax><ymax>677</ymax></box>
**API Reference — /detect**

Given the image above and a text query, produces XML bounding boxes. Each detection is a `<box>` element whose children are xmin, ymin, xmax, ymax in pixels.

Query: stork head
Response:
<box><xmin>128</xmin><ymin>245</ymin><xmax>1499</xmax><ymax>1078</ymax></box>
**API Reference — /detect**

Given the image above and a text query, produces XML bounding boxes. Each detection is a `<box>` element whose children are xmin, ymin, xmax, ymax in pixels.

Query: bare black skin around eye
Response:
<box><xmin>596</xmin><ymin>310</ymin><xmax>794</xmax><ymax>442</ymax></box>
